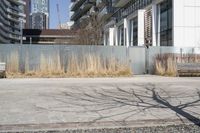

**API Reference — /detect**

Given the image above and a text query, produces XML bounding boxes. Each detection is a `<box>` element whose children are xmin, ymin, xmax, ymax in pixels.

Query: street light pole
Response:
<box><xmin>20</xmin><ymin>19</ymin><xmax>23</xmax><ymax>44</ymax></box>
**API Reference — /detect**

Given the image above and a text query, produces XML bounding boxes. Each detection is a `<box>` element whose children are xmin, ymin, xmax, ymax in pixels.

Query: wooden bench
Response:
<box><xmin>0</xmin><ymin>62</ymin><xmax>6</xmax><ymax>78</ymax></box>
<box><xmin>177</xmin><ymin>63</ymin><xmax>200</xmax><ymax>77</ymax></box>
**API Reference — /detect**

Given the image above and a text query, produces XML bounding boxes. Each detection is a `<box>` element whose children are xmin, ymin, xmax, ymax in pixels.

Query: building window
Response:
<box><xmin>129</xmin><ymin>17</ymin><xmax>138</xmax><ymax>46</ymax></box>
<box><xmin>116</xmin><ymin>0</ymin><xmax>153</xmax><ymax>22</ymax></box>
<box><xmin>118</xmin><ymin>25</ymin><xmax>124</xmax><ymax>46</ymax></box>
<box><xmin>105</xmin><ymin>32</ymin><xmax>110</xmax><ymax>46</ymax></box>
<box><xmin>159</xmin><ymin>0</ymin><xmax>172</xmax><ymax>46</ymax></box>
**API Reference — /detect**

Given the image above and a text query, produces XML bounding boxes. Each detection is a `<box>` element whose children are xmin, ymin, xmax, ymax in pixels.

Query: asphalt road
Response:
<box><xmin>0</xmin><ymin>76</ymin><xmax>200</xmax><ymax>132</ymax></box>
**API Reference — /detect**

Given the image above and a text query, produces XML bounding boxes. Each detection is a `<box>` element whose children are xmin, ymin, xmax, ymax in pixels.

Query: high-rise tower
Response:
<box><xmin>25</xmin><ymin>0</ymin><xmax>49</xmax><ymax>29</ymax></box>
<box><xmin>0</xmin><ymin>0</ymin><xmax>26</xmax><ymax>44</ymax></box>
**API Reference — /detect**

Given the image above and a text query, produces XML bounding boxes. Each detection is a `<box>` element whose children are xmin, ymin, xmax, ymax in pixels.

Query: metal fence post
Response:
<box><xmin>180</xmin><ymin>48</ymin><xmax>183</xmax><ymax>63</ymax></box>
<box><xmin>145</xmin><ymin>46</ymin><xmax>149</xmax><ymax>74</ymax></box>
<box><xmin>127</xmin><ymin>46</ymin><xmax>129</xmax><ymax>64</ymax></box>
<box><xmin>192</xmin><ymin>48</ymin><xmax>195</xmax><ymax>54</ymax></box>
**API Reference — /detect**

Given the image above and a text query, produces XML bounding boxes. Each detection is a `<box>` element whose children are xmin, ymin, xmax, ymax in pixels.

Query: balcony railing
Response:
<box><xmin>89</xmin><ymin>6</ymin><xmax>98</xmax><ymax>14</ymax></box>
<box><xmin>114</xmin><ymin>0</ymin><xmax>153</xmax><ymax>22</ymax></box>
<box><xmin>71</xmin><ymin>0</ymin><xmax>85</xmax><ymax>11</ymax></box>
<box><xmin>98</xmin><ymin>6</ymin><xmax>115</xmax><ymax>20</ymax></box>
<box><xmin>71</xmin><ymin>0</ymin><xmax>95</xmax><ymax>21</ymax></box>
<box><xmin>8</xmin><ymin>0</ymin><xmax>26</xmax><ymax>5</ymax></box>
<box><xmin>113</xmin><ymin>0</ymin><xmax>131</xmax><ymax>7</ymax></box>
<box><xmin>9</xmin><ymin>34</ymin><xmax>20</xmax><ymax>40</ymax></box>
<box><xmin>71</xmin><ymin>8</ymin><xmax>81</xmax><ymax>21</ymax></box>
<box><xmin>7</xmin><ymin>14</ymin><xmax>21</xmax><ymax>22</ymax></box>
<box><xmin>0</xmin><ymin>35</ymin><xmax>9</xmax><ymax>43</ymax></box>
<box><xmin>7</xmin><ymin>8</ymin><xmax>25</xmax><ymax>17</ymax></box>
<box><xmin>96</xmin><ymin>0</ymin><xmax>106</xmax><ymax>8</ymax></box>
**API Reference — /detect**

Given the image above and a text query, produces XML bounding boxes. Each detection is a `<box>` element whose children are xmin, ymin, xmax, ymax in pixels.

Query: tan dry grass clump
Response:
<box><xmin>155</xmin><ymin>54</ymin><xmax>177</xmax><ymax>77</ymax></box>
<box><xmin>6</xmin><ymin>50</ymin><xmax>19</xmax><ymax>74</ymax></box>
<box><xmin>6</xmin><ymin>52</ymin><xmax>132</xmax><ymax>78</ymax></box>
<box><xmin>39</xmin><ymin>53</ymin><xmax>65</xmax><ymax>76</ymax></box>
<box><xmin>66</xmin><ymin>54</ymin><xmax>132</xmax><ymax>77</ymax></box>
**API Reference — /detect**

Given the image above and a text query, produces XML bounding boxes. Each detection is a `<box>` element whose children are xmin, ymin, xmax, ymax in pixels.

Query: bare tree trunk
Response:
<box><xmin>76</xmin><ymin>14</ymin><xmax>103</xmax><ymax>45</ymax></box>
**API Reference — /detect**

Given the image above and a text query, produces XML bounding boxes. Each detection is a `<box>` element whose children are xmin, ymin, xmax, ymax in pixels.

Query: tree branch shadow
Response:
<box><xmin>151</xmin><ymin>87</ymin><xmax>200</xmax><ymax>126</ymax></box>
<box><xmin>39</xmin><ymin>84</ymin><xmax>200</xmax><ymax>126</ymax></box>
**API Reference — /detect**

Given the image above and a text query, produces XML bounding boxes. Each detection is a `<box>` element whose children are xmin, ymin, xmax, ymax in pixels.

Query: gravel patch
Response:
<box><xmin>5</xmin><ymin>124</ymin><xmax>200</xmax><ymax>133</ymax></box>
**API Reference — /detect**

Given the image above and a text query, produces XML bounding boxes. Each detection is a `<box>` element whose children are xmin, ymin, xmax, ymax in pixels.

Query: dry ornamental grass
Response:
<box><xmin>4</xmin><ymin>51</ymin><xmax>132</xmax><ymax>78</ymax></box>
<box><xmin>155</xmin><ymin>53</ymin><xmax>200</xmax><ymax>77</ymax></box>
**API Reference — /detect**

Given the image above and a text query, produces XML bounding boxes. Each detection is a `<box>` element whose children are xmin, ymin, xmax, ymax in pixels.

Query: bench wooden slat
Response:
<box><xmin>0</xmin><ymin>63</ymin><xmax>6</xmax><ymax>78</ymax></box>
<box><xmin>177</xmin><ymin>63</ymin><xmax>200</xmax><ymax>77</ymax></box>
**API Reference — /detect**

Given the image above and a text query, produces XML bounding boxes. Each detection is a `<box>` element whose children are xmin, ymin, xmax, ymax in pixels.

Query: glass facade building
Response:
<box><xmin>159</xmin><ymin>0</ymin><xmax>172</xmax><ymax>46</ymax></box>
<box><xmin>71</xmin><ymin>0</ymin><xmax>200</xmax><ymax>47</ymax></box>
<box><xmin>108</xmin><ymin>0</ymin><xmax>173</xmax><ymax>47</ymax></box>
<box><xmin>0</xmin><ymin>0</ymin><xmax>26</xmax><ymax>44</ymax></box>
<box><xmin>30</xmin><ymin>12</ymin><xmax>48</xmax><ymax>29</ymax></box>
<box><xmin>31</xmin><ymin>0</ymin><xmax>49</xmax><ymax>14</ymax></box>
<box><xmin>26</xmin><ymin>0</ymin><xmax>49</xmax><ymax>29</ymax></box>
<box><xmin>129</xmin><ymin>17</ymin><xmax>138</xmax><ymax>46</ymax></box>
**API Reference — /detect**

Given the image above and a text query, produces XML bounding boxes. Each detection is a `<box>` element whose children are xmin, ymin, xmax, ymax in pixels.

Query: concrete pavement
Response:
<box><xmin>0</xmin><ymin>76</ymin><xmax>200</xmax><ymax>132</ymax></box>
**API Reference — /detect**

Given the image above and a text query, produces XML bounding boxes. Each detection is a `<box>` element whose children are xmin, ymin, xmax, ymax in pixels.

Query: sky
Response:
<box><xmin>49</xmin><ymin>0</ymin><xmax>70</xmax><ymax>29</ymax></box>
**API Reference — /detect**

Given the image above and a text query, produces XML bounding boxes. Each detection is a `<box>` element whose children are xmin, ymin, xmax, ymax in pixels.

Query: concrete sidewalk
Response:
<box><xmin>0</xmin><ymin>76</ymin><xmax>200</xmax><ymax>132</ymax></box>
